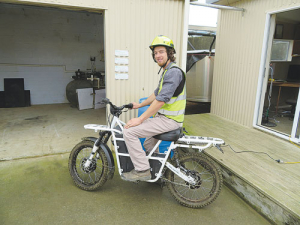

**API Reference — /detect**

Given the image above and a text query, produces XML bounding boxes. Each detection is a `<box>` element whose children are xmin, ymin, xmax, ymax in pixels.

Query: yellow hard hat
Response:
<box><xmin>149</xmin><ymin>35</ymin><xmax>175</xmax><ymax>52</ymax></box>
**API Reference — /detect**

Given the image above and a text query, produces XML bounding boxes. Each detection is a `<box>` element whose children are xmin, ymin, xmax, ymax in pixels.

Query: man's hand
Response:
<box><xmin>124</xmin><ymin>117</ymin><xmax>142</xmax><ymax>129</ymax></box>
<box><xmin>131</xmin><ymin>102</ymin><xmax>140</xmax><ymax>109</ymax></box>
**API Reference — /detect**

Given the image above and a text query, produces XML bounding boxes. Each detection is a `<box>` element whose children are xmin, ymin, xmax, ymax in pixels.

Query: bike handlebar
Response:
<box><xmin>124</xmin><ymin>103</ymin><xmax>133</xmax><ymax>109</ymax></box>
<box><xmin>101</xmin><ymin>98</ymin><xmax>133</xmax><ymax>111</ymax></box>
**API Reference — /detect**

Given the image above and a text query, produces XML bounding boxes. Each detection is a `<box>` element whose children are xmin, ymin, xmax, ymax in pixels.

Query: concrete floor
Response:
<box><xmin>0</xmin><ymin>104</ymin><xmax>107</xmax><ymax>160</ymax></box>
<box><xmin>0</xmin><ymin>154</ymin><xmax>271</xmax><ymax>225</ymax></box>
<box><xmin>0</xmin><ymin>104</ymin><xmax>271</xmax><ymax>224</ymax></box>
<box><xmin>0</xmin><ymin>102</ymin><xmax>210</xmax><ymax>160</ymax></box>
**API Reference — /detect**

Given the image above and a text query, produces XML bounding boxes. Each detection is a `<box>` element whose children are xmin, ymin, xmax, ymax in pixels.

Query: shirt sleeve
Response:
<box><xmin>154</xmin><ymin>87</ymin><xmax>159</xmax><ymax>96</ymax></box>
<box><xmin>156</xmin><ymin>68</ymin><xmax>183</xmax><ymax>102</ymax></box>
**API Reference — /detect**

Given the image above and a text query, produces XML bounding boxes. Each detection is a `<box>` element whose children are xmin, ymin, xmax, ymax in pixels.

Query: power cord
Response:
<box><xmin>222</xmin><ymin>144</ymin><xmax>300</xmax><ymax>164</ymax></box>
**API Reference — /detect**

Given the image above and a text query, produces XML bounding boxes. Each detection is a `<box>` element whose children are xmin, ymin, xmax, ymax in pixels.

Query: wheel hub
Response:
<box><xmin>186</xmin><ymin>171</ymin><xmax>202</xmax><ymax>189</ymax></box>
<box><xmin>81</xmin><ymin>158</ymin><xmax>97</xmax><ymax>173</ymax></box>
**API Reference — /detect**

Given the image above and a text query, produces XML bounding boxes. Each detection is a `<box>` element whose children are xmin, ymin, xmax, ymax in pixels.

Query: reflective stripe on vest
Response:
<box><xmin>157</xmin><ymin>63</ymin><xmax>186</xmax><ymax>123</ymax></box>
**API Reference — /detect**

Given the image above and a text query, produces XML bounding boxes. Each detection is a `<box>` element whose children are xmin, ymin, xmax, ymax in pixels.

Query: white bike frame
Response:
<box><xmin>83</xmin><ymin>114</ymin><xmax>224</xmax><ymax>185</ymax></box>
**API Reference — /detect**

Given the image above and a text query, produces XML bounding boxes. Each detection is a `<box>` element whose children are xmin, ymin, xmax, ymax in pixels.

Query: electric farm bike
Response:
<box><xmin>68</xmin><ymin>98</ymin><xmax>225</xmax><ymax>208</ymax></box>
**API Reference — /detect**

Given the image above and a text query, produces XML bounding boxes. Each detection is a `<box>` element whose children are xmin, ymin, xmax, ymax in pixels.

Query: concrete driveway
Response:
<box><xmin>0</xmin><ymin>154</ymin><xmax>271</xmax><ymax>225</ymax></box>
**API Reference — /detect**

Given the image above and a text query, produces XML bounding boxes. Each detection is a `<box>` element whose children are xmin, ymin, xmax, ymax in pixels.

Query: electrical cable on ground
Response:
<box><xmin>222</xmin><ymin>144</ymin><xmax>300</xmax><ymax>164</ymax></box>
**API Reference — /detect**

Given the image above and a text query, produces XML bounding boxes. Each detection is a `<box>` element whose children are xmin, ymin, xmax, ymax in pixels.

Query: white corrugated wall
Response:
<box><xmin>211</xmin><ymin>0</ymin><xmax>300</xmax><ymax>127</ymax></box>
<box><xmin>105</xmin><ymin>0</ymin><xmax>185</xmax><ymax>122</ymax></box>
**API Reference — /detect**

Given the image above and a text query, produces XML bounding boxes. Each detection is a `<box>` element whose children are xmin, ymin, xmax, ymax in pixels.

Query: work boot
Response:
<box><xmin>121</xmin><ymin>169</ymin><xmax>151</xmax><ymax>182</ymax></box>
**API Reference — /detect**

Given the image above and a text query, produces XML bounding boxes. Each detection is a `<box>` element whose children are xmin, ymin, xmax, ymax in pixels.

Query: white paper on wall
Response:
<box><xmin>115</xmin><ymin>73</ymin><xmax>128</xmax><ymax>79</ymax></box>
<box><xmin>115</xmin><ymin>66</ymin><xmax>128</xmax><ymax>72</ymax></box>
<box><xmin>115</xmin><ymin>58</ymin><xmax>129</xmax><ymax>64</ymax></box>
<box><xmin>115</xmin><ymin>50</ymin><xmax>129</xmax><ymax>57</ymax></box>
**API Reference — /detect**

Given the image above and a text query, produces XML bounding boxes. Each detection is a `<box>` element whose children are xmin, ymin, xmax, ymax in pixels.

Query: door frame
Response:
<box><xmin>253</xmin><ymin>5</ymin><xmax>300</xmax><ymax>143</ymax></box>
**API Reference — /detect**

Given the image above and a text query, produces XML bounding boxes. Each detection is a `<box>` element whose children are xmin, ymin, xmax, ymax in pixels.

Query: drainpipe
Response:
<box><xmin>190</xmin><ymin>2</ymin><xmax>245</xmax><ymax>12</ymax></box>
<box><xmin>181</xmin><ymin>0</ymin><xmax>190</xmax><ymax>73</ymax></box>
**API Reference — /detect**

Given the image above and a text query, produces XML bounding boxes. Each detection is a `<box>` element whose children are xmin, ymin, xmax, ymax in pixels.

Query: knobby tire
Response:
<box><xmin>165</xmin><ymin>152</ymin><xmax>222</xmax><ymax>208</ymax></box>
<box><xmin>68</xmin><ymin>140</ymin><xmax>109</xmax><ymax>191</ymax></box>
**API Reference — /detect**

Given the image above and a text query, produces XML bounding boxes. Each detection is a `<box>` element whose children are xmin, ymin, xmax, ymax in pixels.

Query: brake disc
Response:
<box><xmin>80</xmin><ymin>158</ymin><xmax>97</xmax><ymax>173</ymax></box>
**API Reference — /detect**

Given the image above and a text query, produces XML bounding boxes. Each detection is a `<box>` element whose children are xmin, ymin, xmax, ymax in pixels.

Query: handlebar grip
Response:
<box><xmin>101</xmin><ymin>98</ymin><xmax>110</xmax><ymax>104</ymax></box>
<box><xmin>124</xmin><ymin>103</ymin><xmax>133</xmax><ymax>109</ymax></box>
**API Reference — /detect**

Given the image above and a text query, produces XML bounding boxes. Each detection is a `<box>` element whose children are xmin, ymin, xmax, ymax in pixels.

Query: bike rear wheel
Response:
<box><xmin>68</xmin><ymin>140</ymin><xmax>109</xmax><ymax>191</ymax></box>
<box><xmin>165</xmin><ymin>152</ymin><xmax>222</xmax><ymax>208</ymax></box>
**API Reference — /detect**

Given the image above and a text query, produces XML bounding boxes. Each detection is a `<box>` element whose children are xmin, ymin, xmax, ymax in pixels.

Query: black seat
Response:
<box><xmin>153</xmin><ymin>128</ymin><xmax>183</xmax><ymax>141</ymax></box>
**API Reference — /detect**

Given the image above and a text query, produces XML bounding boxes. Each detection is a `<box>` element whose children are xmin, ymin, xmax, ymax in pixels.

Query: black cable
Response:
<box><xmin>223</xmin><ymin>144</ymin><xmax>278</xmax><ymax>162</ymax></box>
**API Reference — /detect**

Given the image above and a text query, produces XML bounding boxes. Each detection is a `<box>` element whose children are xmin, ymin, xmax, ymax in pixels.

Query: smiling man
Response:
<box><xmin>122</xmin><ymin>35</ymin><xmax>186</xmax><ymax>182</ymax></box>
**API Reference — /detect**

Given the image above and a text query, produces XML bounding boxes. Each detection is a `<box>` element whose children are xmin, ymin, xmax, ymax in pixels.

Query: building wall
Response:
<box><xmin>211</xmin><ymin>0</ymin><xmax>300</xmax><ymax>127</ymax></box>
<box><xmin>0</xmin><ymin>3</ymin><xmax>104</xmax><ymax>104</ymax></box>
<box><xmin>104</xmin><ymin>0</ymin><xmax>185</xmax><ymax>122</ymax></box>
<box><xmin>2</xmin><ymin>0</ymin><xmax>185</xmax><ymax>122</ymax></box>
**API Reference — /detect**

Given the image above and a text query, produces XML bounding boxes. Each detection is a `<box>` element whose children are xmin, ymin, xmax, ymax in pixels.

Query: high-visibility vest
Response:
<box><xmin>157</xmin><ymin>63</ymin><xmax>186</xmax><ymax>123</ymax></box>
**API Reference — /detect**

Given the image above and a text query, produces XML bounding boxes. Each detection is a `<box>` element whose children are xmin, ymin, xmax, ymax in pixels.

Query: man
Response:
<box><xmin>122</xmin><ymin>35</ymin><xmax>186</xmax><ymax>182</ymax></box>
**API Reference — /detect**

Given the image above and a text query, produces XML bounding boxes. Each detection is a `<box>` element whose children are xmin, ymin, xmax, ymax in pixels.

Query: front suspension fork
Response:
<box><xmin>83</xmin><ymin>131</ymin><xmax>111</xmax><ymax>168</ymax></box>
<box><xmin>84</xmin><ymin>144</ymin><xmax>99</xmax><ymax>168</ymax></box>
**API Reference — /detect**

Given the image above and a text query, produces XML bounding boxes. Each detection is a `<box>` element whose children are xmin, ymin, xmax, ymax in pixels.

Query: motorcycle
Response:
<box><xmin>68</xmin><ymin>98</ymin><xmax>225</xmax><ymax>208</ymax></box>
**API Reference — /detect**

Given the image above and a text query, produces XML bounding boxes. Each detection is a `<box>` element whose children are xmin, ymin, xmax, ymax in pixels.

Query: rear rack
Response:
<box><xmin>176</xmin><ymin>135</ymin><xmax>225</xmax><ymax>151</ymax></box>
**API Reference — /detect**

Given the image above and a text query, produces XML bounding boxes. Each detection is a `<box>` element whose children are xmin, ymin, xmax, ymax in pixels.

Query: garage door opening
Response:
<box><xmin>0</xmin><ymin>3</ymin><xmax>105</xmax><ymax>109</ymax></box>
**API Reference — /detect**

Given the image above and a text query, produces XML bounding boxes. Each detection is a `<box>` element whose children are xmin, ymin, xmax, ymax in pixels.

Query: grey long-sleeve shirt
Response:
<box><xmin>154</xmin><ymin>62</ymin><xmax>183</xmax><ymax>103</ymax></box>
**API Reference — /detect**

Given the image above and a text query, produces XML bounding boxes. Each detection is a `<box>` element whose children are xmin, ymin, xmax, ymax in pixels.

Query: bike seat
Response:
<box><xmin>153</xmin><ymin>128</ymin><xmax>183</xmax><ymax>141</ymax></box>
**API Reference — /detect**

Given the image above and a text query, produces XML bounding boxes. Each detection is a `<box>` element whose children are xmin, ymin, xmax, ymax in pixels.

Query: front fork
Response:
<box><xmin>84</xmin><ymin>144</ymin><xmax>99</xmax><ymax>168</ymax></box>
<box><xmin>83</xmin><ymin>131</ymin><xmax>110</xmax><ymax>168</ymax></box>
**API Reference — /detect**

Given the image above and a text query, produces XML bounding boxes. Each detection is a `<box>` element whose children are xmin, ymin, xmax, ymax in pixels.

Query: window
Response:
<box><xmin>271</xmin><ymin>39</ymin><xmax>294</xmax><ymax>61</ymax></box>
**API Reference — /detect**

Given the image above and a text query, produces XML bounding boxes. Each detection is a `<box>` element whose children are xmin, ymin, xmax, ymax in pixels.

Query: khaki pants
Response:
<box><xmin>123</xmin><ymin>114</ymin><xmax>180</xmax><ymax>171</ymax></box>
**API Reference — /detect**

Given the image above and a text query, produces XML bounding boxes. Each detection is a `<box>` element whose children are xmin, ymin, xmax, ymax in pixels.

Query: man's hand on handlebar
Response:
<box><xmin>131</xmin><ymin>102</ymin><xmax>140</xmax><ymax>109</ymax></box>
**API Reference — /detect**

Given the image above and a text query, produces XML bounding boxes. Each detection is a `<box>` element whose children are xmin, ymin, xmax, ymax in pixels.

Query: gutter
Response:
<box><xmin>190</xmin><ymin>2</ymin><xmax>245</xmax><ymax>12</ymax></box>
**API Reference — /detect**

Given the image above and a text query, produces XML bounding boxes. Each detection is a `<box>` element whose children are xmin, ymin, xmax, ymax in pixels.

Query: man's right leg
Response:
<box><xmin>122</xmin><ymin>114</ymin><xmax>179</xmax><ymax>181</ymax></box>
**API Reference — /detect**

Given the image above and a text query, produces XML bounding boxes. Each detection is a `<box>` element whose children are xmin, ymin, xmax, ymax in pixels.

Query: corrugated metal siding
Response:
<box><xmin>105</xmin><ymin>0</ymin><xmax>185</xmax><ymax>122</ymax></box>
<box><xmin>211</xmin><ymin>0</ymin><xmax>300</xmax><ymax>127</ymax></box>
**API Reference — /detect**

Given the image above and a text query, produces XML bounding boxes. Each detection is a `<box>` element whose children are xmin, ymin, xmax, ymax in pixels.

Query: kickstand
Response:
<box><xmin>157</xmin><ymin>178</ymin><xmax>166</xmax><ymax>189</ymax></box>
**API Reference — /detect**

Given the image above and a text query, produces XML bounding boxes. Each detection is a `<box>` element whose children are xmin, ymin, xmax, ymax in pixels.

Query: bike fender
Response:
<box><xmin>82</xmin><ymin>137</ymin><xmax>97</xmax><ymax>142</ymax></box>
<box><xmin>82</xmin><ymin>137</ymin><xmax>115</xmax><ymax>180</ymax></box>
<box><xmin>99</xmin><ymin>142</ymin><xmax>115</xmax><ymax>179</ymax></box>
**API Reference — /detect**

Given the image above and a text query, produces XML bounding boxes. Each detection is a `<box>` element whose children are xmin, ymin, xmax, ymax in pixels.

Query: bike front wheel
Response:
<box><xmin>165</xmin><ymin>152</ymin><xmax>222</xmax><ymax>208</ymax></box>
<box><xmin>68</xmin><ymin>140</ymin><xmax>109</xmax><ymax>191</ymax></box>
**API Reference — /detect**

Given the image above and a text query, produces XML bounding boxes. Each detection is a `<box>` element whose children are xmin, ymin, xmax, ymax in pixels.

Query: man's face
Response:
<box><xmin>153</xmin><ymin>46</ymin><xmax>168</xmax><ymax>67</ymax></box>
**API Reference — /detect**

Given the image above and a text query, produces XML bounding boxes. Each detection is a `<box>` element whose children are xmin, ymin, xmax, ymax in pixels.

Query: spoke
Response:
<box><xmin>88</xmin><ymin>173</ymin><xmax>94</xmax><ymax>183</ymax></box>
<box><xmin>201</xmin><ymin>176</ymin><xmax>214</xmax><ymax>182</ymax></box>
